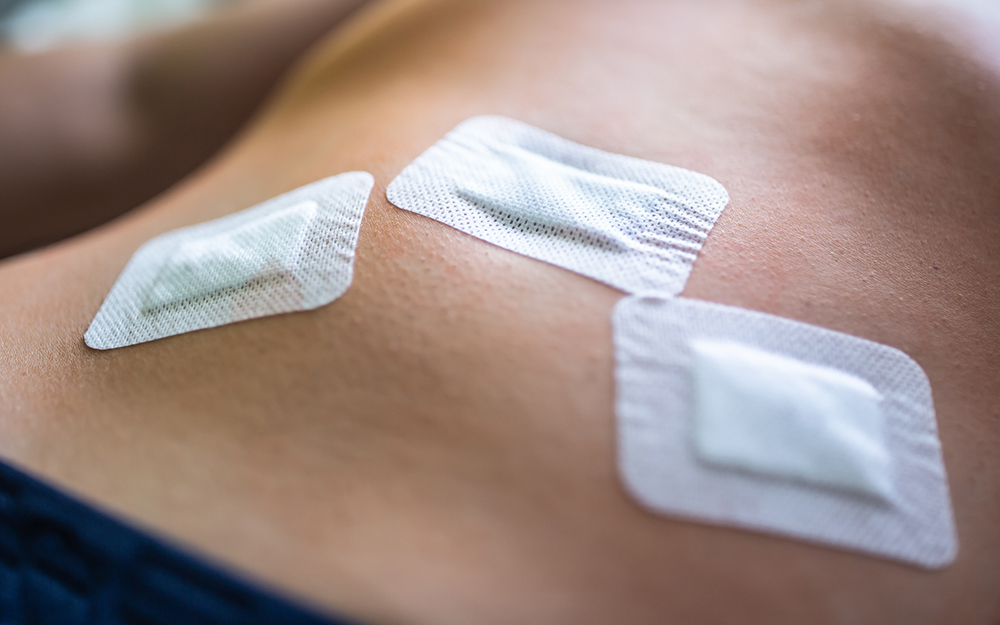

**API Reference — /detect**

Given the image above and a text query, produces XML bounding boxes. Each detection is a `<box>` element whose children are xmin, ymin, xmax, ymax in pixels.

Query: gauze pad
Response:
<box><xmin>85</xmin><ymin>172</ymin><xmax>374</xmax><ymax>349</ymax></box>
<box><xmin>613</xmin><ymin>295</ymin><xmax>957</xmax><ymax>568</ymax></box>
<box><xmin>386</xmin><ymin>116</ymin><xmax>729</xmax><ymax>294</ymax></box>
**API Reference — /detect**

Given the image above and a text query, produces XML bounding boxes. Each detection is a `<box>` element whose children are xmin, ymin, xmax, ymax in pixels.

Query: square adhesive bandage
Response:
<box><xmin>387</xmin><ymin>116</ymin><xmax>729</xmax><ymax>294</ymax></box>
<box><xmin>86</xmin><ymin>172</ymin><xmax>374</xmax><ymax>349</ymax></box>
<box><xmin>613</xmin><ymin>295</ymin><xmax>957</xmax><ymax>568</ymax></box>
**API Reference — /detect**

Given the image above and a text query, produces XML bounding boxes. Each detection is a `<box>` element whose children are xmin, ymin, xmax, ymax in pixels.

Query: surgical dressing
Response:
<box><xmin>85</xmin><ymin>172</ymin><xmax>374</xmax><ymax>349</ymax></box>
<box><xmin>386</xmin><ymin>116</ymin><xmax>729</xmax><ymax>295</ymax></box>
<box><xmin>613</xmin><ymin>295</ymin><xmax>957</xmax><ymax>568</ymax></box>
<box><xmin>690</xmin><ymin>338</ymin><xmax>893</xmax><ymax>501</ymax></box>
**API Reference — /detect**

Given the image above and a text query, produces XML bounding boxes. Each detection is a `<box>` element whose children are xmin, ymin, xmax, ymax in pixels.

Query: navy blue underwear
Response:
<box><xmin>0</xmin><ymin>459</ymin><xmax>358</xmax><ymax>625</ymax></box>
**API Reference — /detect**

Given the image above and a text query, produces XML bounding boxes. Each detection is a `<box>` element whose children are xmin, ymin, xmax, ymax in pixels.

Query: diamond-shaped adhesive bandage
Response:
<box><xmin>85</xmin><ymin>172</ymin><xmax>374</xmax><ymax>349</ymax></box>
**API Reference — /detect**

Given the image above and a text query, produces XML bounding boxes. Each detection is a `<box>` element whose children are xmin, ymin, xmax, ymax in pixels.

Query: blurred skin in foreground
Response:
<box><xmin>0</xmin><ymin>0</ymin><xmax>998</xmax><ymax>623</ymax></box>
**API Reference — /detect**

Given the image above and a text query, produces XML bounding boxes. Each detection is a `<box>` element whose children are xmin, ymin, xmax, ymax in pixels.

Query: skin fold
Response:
<box><xmin>0</xmin><ymin>0</ymin><xmax>369</xmax><ymax>258</ymax></box>
<box><xmin>0</xmin><ymin>0</ymin><xmax>997</xmax><ymax>623</ymax></box>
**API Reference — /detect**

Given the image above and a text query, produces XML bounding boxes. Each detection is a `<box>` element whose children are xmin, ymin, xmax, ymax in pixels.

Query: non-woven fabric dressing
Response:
<box><xmin>689</xmin><ymin>338</ymin><xmax>893</xmax><ymax>501</ymax></box>
<box><xmin>86</xmin><ymin>172</ymin><xmax>374</xmax><ymax>349</ymax></box>
<box><xmin>142</xmin><ymin>200</ymin><xmax>317</xmax><ymax>312</ymax></box>
<box><xmin>386</xmin><ymin>116</ymin><xmax>730</xmax><ymax>295</ymax></box>
<box><xmin>613</xmin><ymin>295</ymin><xmax>957</xmax><ymax>569</ymax></box>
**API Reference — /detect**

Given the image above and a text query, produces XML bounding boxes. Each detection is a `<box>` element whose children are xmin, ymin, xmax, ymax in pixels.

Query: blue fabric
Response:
<box><xmin>0</xmin><ymin>460</ymin><xmax>358</xmax><ymax>625</ymax></box>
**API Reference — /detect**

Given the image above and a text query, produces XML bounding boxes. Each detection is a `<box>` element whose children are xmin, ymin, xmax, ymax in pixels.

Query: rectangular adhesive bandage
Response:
<box><xmin>613</xmin><ymin>295</ymin><xmax>957</xmax><ymax>568</ymax></box>
<box><xmin>387</xmin><ymin>116</ymin><xmax>729</xmax><ymax>294</ymax></box>
<box><xmin>85</xmin><ymin>172</ymin><xmax>374</xmax><ymax>350</ymax></box>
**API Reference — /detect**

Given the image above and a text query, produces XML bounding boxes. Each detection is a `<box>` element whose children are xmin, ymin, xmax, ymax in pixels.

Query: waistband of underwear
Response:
<box><xmin>0</xmin><ymin>458</ymin><xmax>358</xmax><ymax>625</ymax></box>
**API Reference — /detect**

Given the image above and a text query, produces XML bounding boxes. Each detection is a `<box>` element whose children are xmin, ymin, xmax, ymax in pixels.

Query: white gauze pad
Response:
<box><xmin>613</xmin><ymin>295</ymin><xmax>957</xmax><ymax>568</ymax></box>
<box><xmin>85</xmin><ymin>172</ymin><xmax>374</xmax><ymax>349</ymax></box>
<box><xmin>386</xmin><ymin>116</ymin><xmax>729</xmax><ymax>294</ymax></box>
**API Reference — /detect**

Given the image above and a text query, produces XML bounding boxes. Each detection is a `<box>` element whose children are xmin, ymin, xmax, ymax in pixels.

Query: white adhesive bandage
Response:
<box><xmin>85</xmin><ymin>172</ymin><xmax>374</xmax><ymax>350</ymax></box>
<box><xmin>387</xmin><ymin>116</ymin><xmax>729</xmax><ymax>294</ymax></box>
<box><xmin>613</xmin><ymin>295</ymin><xmax>957</xmax><ymax>568</ymax></box>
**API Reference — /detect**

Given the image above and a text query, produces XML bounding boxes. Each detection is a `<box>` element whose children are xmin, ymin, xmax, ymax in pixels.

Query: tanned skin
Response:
<box><xmin>0</xmin><ymin>1</ymin><xmax>997</xmax><ymax>623</ymax></box>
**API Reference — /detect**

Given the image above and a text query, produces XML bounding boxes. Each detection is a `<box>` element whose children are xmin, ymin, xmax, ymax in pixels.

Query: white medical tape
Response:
<box><xmin>386</xmin><ymin>116</ymin><xmax>729</xmax><ymax>294</ymax></box>
<box><xmin>613</xmin><ymin>294</ymin><xmax>957</xmax><ymax>568</ymax></box>
<box><xmin>85</xmin><ymin>172</ymin><xmax>374</xmax><ymax>349</ymax></box>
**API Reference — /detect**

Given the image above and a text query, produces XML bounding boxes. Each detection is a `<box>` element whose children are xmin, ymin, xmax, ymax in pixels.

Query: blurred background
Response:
<box><xmin>0</xmin><ymin>0</ymin><xmax>997</xmax><ymax>262</ymax></box>
<box><xmin>0</xmin><ymin>0</ymin><xmax>239</xmax><ymax>52</ymax></box>
<box><xmin>0</xmin><ymin>0</ymin><xmax>366</xmax><ymax>260</ymax></box>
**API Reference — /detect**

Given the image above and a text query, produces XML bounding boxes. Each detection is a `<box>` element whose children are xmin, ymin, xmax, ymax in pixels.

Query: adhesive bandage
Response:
<box><xmin>85</xmin><ymin>172</ymin><xmax>374</xmax><ymax>350</ymax></box>
<box><xmin>387</xmin><ymin>116</ymin><xmax>729</xmax><ymax>294</ymax></box>
<box><xmin>613</xmin><ymin>295</ymin><xmax>957</xmax><ymax>568</ymax></box>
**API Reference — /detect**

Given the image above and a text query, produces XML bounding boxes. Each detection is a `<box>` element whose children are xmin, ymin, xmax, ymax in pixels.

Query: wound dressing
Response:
<box><xmin>386</xmin><ymin>116</ymin><xmax>729</xmax><ymax>294</ymax></box>
<box><xmin>85</xmin><ymin>172</ymin><xmax>374</xmax><ymax>349</ymax></box>
<box><xmin>613</xmin><ymin>295</ymin><xmax>956</xmax><ymax>568</ymax></box>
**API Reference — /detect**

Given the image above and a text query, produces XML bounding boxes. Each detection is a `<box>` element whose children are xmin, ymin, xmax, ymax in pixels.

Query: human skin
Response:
<box><xmin>0</xmin><ymin>0</ymin><xmax>998</xmax><ymax>623</ymax></box>
<box><xmin>0</xmin><ymin>0</ymin><xmax>369</xmax><ymax>259</ymax></box>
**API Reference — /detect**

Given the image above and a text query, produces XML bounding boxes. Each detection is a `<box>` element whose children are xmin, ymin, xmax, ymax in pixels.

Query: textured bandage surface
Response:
<box><xmin>387</xmin><ymin>116</ymin><xmax>729</xmax><ymax>294</ymax></box>
<box><xmin>86</xmin><ymin>172</ymin><xmax>374</xmax><ymax>349</ymax></box>
<box><xmin>613</xmin><ymin>295</ymin><xmax>957</xmax><ymax>568</ymax></box>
